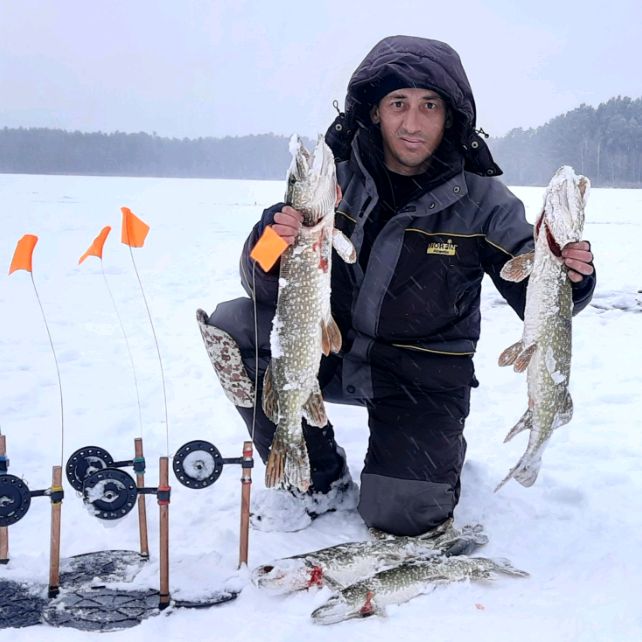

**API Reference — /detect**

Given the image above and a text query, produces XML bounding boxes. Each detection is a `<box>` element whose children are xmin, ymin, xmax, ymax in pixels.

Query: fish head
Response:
<box><xmin>536</xmin><ymin>166</ymin><xmax>590</xmax><ymax>257</ymax></box>
<box><xmin>285</xmin><ymin>135</ymin><xmax>337</xmax><ymax>226</ymax></box>
<box><xmin>311</xmin><ymin>590</ymin><xmax>380</xmax><ymax>625</ymax></box>
<box><xmin>251</xmin><ymin>559</ymin><xmax>321</xmax><ymax>594</ymax></box>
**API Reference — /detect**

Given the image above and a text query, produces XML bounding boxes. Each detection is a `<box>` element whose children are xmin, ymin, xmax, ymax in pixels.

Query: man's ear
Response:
<box><xmin>445</xmin><ymin>109</ymin><xmax>453</xmax><ymax>129</ymax></box>
<box><xmin>370</xmin><ymin>105</ymin><xmax>380</xmax><ymax>125</ymax></box>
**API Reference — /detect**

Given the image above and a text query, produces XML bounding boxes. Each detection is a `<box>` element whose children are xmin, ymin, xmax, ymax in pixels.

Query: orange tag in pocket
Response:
<box><xmin>250</xmin><ymin>226</ymin><xmax>288</xmax><ymax>272</ymax></box>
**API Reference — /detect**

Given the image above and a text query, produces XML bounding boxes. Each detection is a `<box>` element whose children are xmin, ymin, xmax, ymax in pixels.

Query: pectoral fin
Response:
<box><xmin>513</xmin><ymin>343</ymin><xmax>537</xmax><ymax>373</ymax></box>
<box><xmin>499</xmin><ymin>251</ymin><xmax>535</xmax><ymax>282</ymax></box>
<box><xmin>332</xmin><ymin>228</ymin><xmax>357</xmax><ymax>264</ymax></box>
<box><xmin>498</xmin><ymin>341</ymin><xmax>523</xmax><ymax>367</ymax></box>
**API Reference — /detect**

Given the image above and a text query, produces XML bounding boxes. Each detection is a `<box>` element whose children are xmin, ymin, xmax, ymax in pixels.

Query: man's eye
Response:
<box><xmin>391</xmin><ymin>101</ymin><xmax>404</xmax><ymax>109</ymax></box>
<box><xmin>425</xmin><ymin>102</ymin><xmax>437</xmax><ymax>110</ymax></box>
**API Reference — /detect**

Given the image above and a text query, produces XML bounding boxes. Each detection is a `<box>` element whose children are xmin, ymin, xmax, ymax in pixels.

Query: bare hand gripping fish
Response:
<box><xmin>496</xmin><ymin>166</ymin><xmax>590</xmax><ymax>490</ymax></box>
<box><xmin>263</xmin><ymin>136</ymin><xmax>356</xmax><ymax>491</ymax></box>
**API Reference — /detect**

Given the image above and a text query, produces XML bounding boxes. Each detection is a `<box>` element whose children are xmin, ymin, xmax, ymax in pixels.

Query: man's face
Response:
<box><xmin>371</xmin><ymin>87</ymin><xmax>447</xmax><ymax>176</ymax></box>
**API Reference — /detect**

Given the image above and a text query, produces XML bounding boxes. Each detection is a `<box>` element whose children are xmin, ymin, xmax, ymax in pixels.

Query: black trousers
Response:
<box><xmin>208</xmin><ymin>297</ymin><xmax>472</xmax><ymax>535</ymax></box>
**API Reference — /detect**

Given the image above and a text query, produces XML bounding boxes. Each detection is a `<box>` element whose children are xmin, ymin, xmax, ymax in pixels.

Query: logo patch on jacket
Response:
<box><xmin>427</xmin><ymin>239</ymin><xmax>457</xmax><ymax>256</ymax></box>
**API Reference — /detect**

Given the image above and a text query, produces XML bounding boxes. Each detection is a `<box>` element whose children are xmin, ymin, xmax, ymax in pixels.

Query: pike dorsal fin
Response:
<box><xmin>262</xmin><ymin>362</ymin><xmax>279</xmax><ymax>423</ymax></box>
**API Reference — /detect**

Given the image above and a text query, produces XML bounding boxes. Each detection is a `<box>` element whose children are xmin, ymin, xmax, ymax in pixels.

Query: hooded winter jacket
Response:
<box><xmin>239</xmin><ymin>36</ymin><xmax>595</xmax><ymax>401</ymax></box>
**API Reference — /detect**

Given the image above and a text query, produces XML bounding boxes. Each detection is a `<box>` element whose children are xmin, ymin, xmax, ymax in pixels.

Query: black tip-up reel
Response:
<box><xmin>0</xmin><ymin>465</ymin><xmax>64</xmax><ymax>529</ymax></box>
<box><xmin>172</xmin><ymin>440</ymin><xmax>227</xmax><ymax>488</ymax></box>
<box><xmin>173</xmin><ymin>439</ymin><xmax>254</xmax><ymax>567</ymax></box>
<box><xmin>81</xmin><ymin>467</ymin><xmax>169</xmax><ymax>522</ymax></box>
<box><xmin>66</xmin><ymin>445</ymin><xmax>145</xmax><ymax>492</ymax></box>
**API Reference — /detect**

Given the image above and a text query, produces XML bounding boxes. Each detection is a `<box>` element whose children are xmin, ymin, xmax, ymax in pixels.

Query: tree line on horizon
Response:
<box><xmin>0</xmin><ymin>96</ymin><xmax>640</xmax><ymax>187</ymax></box>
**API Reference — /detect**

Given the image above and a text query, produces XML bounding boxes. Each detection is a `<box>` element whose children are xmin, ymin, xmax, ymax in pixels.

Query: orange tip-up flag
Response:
<box><xmin>250</xmin><ymin>226</ymin><xmax>288</xmax><ymax>272</ymax></box>
<box><xmin>121</xmin><ymin>207</ymin><xmax>150</xmax><ymax>248</ymax></box>
<box><xmin>79</xmin><ymin>226</ymin><xmax>112</xmax><ymax>264</ymax></box>
<box><xmin>9</xmin><ymin>234</ymin><xmax>38</xmax><ymax>275</ymax></box>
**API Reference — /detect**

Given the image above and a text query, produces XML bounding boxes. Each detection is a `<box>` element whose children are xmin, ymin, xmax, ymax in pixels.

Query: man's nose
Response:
<box><xmin>402</xmin><ymin>107</ymin><xmax>421</xmax><ymax>133</ymax></box>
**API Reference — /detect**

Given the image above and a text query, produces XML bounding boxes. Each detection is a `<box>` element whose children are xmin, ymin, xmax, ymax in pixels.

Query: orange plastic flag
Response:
<box><xmin>9</xmin><ymin>234</ymin><xmax>38</xmax><ymax>275</ymax></box>
<box><xmin>250</xmin><ymin>226</ymin><xmax>289</xmax><ymax>272</ymax></box>
<box><xmin>79</xmin><ymin>226</ymin><xmax>112</xmax><ymax>264</ymax></box>
<box><xmin>121</xmin><ymin>207</ymin><xmax>150</xmax><ymax>248</ymax></box>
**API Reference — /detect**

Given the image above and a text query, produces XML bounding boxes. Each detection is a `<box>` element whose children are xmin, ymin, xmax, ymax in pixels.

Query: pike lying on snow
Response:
<box><xmin>497</xmin><ymin>166</ymin><xmax>590</xmax><ymax>490</ymax></box>
<box><xmin>310</xmin><ymin>556</ymin><xmax>528</xmax><ymax>625</ymax></box>
<box><xmin>252</xmin><ymin>520</ymin><xmax>489</xmax><ymax>594</ymax></box>
<box><xmin>263</xmin><ymin>136</ymin><xmax>356</xmax><ymax>491</ymax></box>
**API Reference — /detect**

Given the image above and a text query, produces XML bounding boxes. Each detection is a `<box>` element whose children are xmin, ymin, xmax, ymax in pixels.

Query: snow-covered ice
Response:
<box><xmin>0</xmin><ymin>173</ymin><xmax>641</xmax><ymax>641</ymax></box>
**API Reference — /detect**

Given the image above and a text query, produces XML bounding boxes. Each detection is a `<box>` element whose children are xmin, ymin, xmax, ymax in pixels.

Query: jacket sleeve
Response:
<box><xmin>480</xmin><ymin>182</ymin><xmax>596</xmax><ymax>319</ymax></box>
<box><xmin>239</xmin><ymin>202</ymin><xmax>286</xmax><ymax>305</ymax></box>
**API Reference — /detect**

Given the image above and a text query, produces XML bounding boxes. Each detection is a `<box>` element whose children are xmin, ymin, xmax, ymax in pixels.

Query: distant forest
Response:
<box><xmin>1</xmin><ymin>96</ymin><xmax>640</xmax><ymax>187</ymax></box>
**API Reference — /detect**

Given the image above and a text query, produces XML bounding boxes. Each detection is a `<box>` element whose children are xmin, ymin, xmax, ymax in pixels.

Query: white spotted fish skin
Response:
<box><xmin>497</xmin><ymin>166</ymin><xmax>590</xmax><ymax>490</ymax></box>
<box><xmin>263</xmin><ymin>135</ymin><xmax>355</xmax><ymax>492</ymax></box>
<box><xmin>310</xmin><ymin>556</ymin><xmax>528</xmax><ymax>624</ymax></box>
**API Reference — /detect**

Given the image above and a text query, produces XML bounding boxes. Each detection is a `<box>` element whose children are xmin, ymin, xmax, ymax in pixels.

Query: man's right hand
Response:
<box><xmin>271</xmin><ymin>206</ymin><xmax>303</xmax><ymax>245</ymax></box>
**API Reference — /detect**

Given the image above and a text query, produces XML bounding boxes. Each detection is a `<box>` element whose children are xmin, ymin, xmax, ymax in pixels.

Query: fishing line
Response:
<box><xmin>126</xmin><ymin>245</ymin><xmax>169</xmax><ymax>457</ymax></box>
<box><xmin>251</xmin><ymin>260</ymin><xmax>259</xmax><ymax>442</ymax></box>
<box><xmin>30</xmin><ymin>273</ymin><xmax>65</xmax><ymax>467</ymax></box>
<box><xmin>100</xmin><ymin>262</ymin><xmax>144</xmax><ymax>438</ymax></box>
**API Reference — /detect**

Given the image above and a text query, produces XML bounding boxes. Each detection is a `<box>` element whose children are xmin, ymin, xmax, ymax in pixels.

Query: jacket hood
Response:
<box><xmin>326</xmin><ymin>35</ymin><xmax>501</xmax><ymax>177</ymax></box>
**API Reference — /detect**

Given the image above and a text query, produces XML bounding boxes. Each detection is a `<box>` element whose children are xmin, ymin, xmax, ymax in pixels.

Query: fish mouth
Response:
<box><xmin>286</xmin><ymin>135</ymin><xmax>336</xmax><ymax>226</ymax></box>
<box><xmin>310</xmin><ymin>598</ymin><xmax>357</xmax><ymax>625</ymax></box>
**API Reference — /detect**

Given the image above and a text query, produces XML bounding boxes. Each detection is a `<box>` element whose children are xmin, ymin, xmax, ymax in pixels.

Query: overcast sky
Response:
<box><xmin>1</xmin><ymin>0</ymin><xmax>640</xmax><ymax>140</ymax></box>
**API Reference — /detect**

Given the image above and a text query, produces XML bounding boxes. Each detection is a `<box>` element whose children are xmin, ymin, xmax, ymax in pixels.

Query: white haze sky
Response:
<box><xmin>1</xmin><ymin>0</ymin><xmax>640</xmax><ymax>140</ymax></box>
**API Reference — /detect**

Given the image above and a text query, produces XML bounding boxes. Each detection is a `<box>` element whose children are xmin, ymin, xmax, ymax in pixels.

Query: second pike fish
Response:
<box><xmin>311</xmin><ymin>556</ymin><xmax>529</xmax><ymax>624</ymax></box>
<box><xmin>496</xmin><ymin>166</ymin><xmax>590</xmax><ymax>490</ymax></box>
<box><xmin>263</xmin><ymin>136</ymin><xmax>356</xmax><ymax>491</ymax></box>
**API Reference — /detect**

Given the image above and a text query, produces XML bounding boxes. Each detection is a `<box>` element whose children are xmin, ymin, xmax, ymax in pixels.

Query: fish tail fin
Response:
<box><xmin>498</xmin><ymin>341</ymin><xmax>523</xmax><ymax>367</ymax></box>
<box><xmin>265</xmin><ymin>430</ymin><xmax>286</xmax><ymax>488</ymax></box>
<box><xmin>504</xmin><ymin>408</ymin><xmax>533</xmax><ymax>442</ymax></box>
<box><xmin>490</xmin><ymin>557</ymin><xmax>530</xmax><ymax>577</ymax></box>
<box><xmin>265</xmin><ymin>427</ymin><xmax>311</xmax><ymax>492</ymax></box>
<box><xmin>495</xmin><ymin>452</ymin><xmax>542</xmax><ymax>492</ymax></box>
<box><xmin>283</xmin><ymin>437</ymin><xmax>311</xmax><ymax>492</ymax></box>
<box><xmin>321</xmin><ymin>316</ymin><xmax>342</xmax><ymax>355</ymax></box>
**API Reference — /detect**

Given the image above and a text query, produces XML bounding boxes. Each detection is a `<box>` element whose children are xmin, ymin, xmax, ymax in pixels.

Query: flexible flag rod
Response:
<box><xmin>79</xmin><ymin>226</ymin><xmax>145</xmax><ymax>437</ymax></box>
<box><xmin>121</xmin><ymin>208</ymin><xmax>170</xmax><ymax>456</ymax></box>
<box><xmin>9</xmin><ymin>235</ymin><xmax>65</xmax><ymax>466</ymax></box>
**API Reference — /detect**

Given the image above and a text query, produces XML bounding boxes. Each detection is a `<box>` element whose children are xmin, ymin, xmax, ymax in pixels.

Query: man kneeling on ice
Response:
<box><xmin>198</xmin><ymin>35</ymin><xmax>595</xmax><ymax>535</ymax></box>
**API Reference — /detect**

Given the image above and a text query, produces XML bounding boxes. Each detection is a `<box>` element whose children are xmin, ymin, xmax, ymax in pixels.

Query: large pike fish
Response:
<box><xmin>496</xmin><ymin>166</ymin><xmax>590</xmax><ymax>490</ymax></box>
<box><xmin>310</xmin><ymin>556</ymin><xmax>528</xmax><ymax>624</ymax></box>
<box><xmin>263</xmin><ymin>136</ymin><xmax>356</xmax><ymax>491</ymax></box>
<box><xmin>252</xmin><ymin>520</ymin><xmax>488</xmax><ymax>594</ymax></box>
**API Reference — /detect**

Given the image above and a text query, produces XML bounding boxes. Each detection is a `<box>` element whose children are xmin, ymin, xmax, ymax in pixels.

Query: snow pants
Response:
<box><xmin>205</xmin><ymin>297</ymin><xmax>473</xmax><ymax>536</ymax></box>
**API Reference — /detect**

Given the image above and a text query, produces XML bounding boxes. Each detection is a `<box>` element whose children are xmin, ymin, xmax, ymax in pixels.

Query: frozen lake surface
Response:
<box><xmin>0</xmin><ymin>173</ymin><xmax>641</xmax><ymax>641</ymax></box>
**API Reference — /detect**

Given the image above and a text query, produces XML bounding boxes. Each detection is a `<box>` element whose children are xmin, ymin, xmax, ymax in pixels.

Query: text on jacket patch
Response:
<box><xmin>427</xmin><ymin>239</ymin><xmax>458</xmax><ymax>256</ymax></box>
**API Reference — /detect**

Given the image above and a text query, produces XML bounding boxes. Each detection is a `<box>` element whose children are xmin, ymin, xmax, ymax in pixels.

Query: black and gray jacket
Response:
<box><xmin>238</xmin><ymin>36</ymin><xmax>595</xmax><ymax>401</ymax></box>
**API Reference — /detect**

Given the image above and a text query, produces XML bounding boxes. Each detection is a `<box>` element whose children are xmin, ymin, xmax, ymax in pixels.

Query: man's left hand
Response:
<box><xmin>562</xmin><ymin>241</ymin><xmax>594</xmax><ymax>283</ymax></box>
